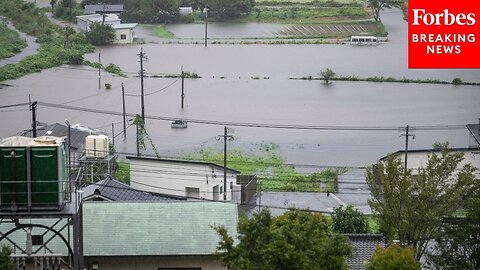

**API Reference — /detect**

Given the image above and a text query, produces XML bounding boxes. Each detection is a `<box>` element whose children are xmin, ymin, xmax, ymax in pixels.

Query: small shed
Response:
<box><xmin>112</xmin><ymin>23</ymin><xmax>138</xmax><ymax>44</ymax></box>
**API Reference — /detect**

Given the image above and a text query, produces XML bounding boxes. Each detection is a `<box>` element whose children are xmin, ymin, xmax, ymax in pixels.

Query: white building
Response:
<box><xmin>127</xmin><ymin>156</ymin><xmax>242</xmax><ymax>202</ymax></box>
<box><xmin>112</xmin><ymin>23</ymin><xmax>137</xmax><ymax>44</ymax></box>
<box><xmin>76</xmin><ymin>14</ymin><xmax>121</xmax><ymax>32</ymax></box>
<box><xmin>380</xmin><ymin>148</ymin><xmax>480</xmax><ymax>179</ymax></box>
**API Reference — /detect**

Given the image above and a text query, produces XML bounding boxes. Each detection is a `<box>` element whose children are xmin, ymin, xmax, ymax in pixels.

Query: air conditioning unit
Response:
<box><xmin>85</xmin><ymin>135</ymin><xmax>109</xmax><ymax>158</ymax></box>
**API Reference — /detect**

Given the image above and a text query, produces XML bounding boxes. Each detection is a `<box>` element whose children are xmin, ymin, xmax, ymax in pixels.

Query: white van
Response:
<box><xmin>350</xmin><ymin>36</ymin><xmax>379</xmax><ymax>45</ymax></box>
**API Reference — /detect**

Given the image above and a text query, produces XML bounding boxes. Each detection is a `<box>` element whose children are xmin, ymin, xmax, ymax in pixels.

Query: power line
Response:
<box><xmin>28</xmin><ymin>101</ymin><xmax>468</xmax><ymax>131</ymax></box>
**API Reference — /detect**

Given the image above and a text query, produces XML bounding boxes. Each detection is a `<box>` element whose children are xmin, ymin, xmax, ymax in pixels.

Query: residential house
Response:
<box><xmin>379</xmin><ymin>148</ymin><xmax>480</xmax><ymax>179</ymax></box>
<box><xmin>81</xmin><ymin>177</ymin><xmax>186</xmax><ymax>202</ymax></box>
<box><xmin>84</xmin><ymin>5</ymin><xmax>124</xmax><ymax>15</ymax></box>
<box><xmin>1</xmin><ymin>201</ymin><xmax>238</xmax><ymax>270</ymax></box>
<box><xmin>126</xmin><ymin>156</ymin><xmax>242</xmax><ymax>202</ymax></box>
<box><xmin>76</xmin><ymin>14</ymin><xmax>121</xmax><ymax>32</ymax></box>
<box><xmin>112</xmin><ymin>23</ymin><xmax>137</xmax><ymax>44</ymax></box>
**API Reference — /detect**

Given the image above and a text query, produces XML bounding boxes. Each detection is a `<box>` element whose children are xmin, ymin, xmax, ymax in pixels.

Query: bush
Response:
<box><xmin>86</xmin><ymin>23</ymin><xmax>115</xmax><ymax>46</ymax></box>
<box><xmin>367</xmin><ymin>244</ymin><xmax>420</xmax><ymax>270</ymax></box>
<box><xmin>452</xmin><ymin>78</ymin><xmax>463</xmax><ymax>85</ymax></box>
<box><xmin>332</xmin><ymin>204</ymin><xmax>369</xmax><ymax>234</ymax></box>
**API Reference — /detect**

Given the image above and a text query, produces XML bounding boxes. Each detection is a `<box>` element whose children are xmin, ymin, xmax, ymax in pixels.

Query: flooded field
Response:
<box><xmin>1</xmin><ymin>9</ymin><xmax>479</xmax><ymax>168</ymax></box>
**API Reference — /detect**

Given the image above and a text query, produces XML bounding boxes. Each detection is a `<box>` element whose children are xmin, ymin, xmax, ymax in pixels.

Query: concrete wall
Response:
<box><xmin>84</xmin><ymin>255</ymin><xmax>226</xmax><ymax>270</ymax></box>
<box><xmin>129</xmin><ymin>159</ymin><xmax>239</xmax><ymax>201</ymax></box>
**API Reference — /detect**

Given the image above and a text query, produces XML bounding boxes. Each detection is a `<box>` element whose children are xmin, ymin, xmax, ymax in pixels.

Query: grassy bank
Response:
<box><xmin>291</xmin><ymin>75</ymin><xmax>480</xmax><ymax>86</ymax></box>
<box><xmin>0</xmin><ymin>21</ymin><xmax>27</xmax><ymax>60</ymax></box>
<box><xmin>0</xmin><ymin>0</ymin><xmax>94</xmax><ymax>81</ymax></box>
<box><xmin>182</xmin><ymin>142</ymin><xmax>346</xmax><ymax>192</ymax></box>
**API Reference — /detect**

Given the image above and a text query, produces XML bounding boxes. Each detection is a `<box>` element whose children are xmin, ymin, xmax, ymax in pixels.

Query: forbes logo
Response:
<box><xmin>411</xmin><ymin>9</ymin><xmax>476</xmax><ymax>26</ymax></box>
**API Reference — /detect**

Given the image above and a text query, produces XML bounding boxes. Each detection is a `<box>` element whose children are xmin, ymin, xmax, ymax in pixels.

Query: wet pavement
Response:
<box><xmin>0</xmin><ymin>18</ymin><xmax>40</xmax><ymax>68</ymax></box>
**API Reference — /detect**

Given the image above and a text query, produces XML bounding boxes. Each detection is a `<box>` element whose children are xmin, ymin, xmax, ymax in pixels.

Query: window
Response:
<box><xmin>120</xmin><ymin>34</ymin><xmax>126</xmax><ymax>40</ymax></box>
<box><xmin>185</xmin><ymin>187</ymin><xmax>200</xmax><ymax>198</ymax></box>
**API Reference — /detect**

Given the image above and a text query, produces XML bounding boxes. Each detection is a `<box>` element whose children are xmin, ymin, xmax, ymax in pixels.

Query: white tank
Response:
<box><xmin>85</xmin><ymin>135</ymin><xmax>109</xmax><ymax>158</ymax></box>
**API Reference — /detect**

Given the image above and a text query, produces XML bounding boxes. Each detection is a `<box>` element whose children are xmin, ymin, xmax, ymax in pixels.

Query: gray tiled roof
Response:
<box><xmin>22</xmin><ymin>123</ymin><xmax>99</xmax><ymax>151</ymax></box>
<box><xmin>345</xmin><ymin>234</ymin><xmax>385</xmax><ymax>270</ymax></box>
<box><xmin>82</xmin><ymin>177</ymin><xmax>185</xmax><ymax>201</ymax></box>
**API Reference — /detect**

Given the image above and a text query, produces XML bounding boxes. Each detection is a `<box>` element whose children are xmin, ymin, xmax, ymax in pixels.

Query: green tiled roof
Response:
<box><xmin>83</xmin><ymin>201</ymin><xmax>238</xmax><ymax>256</ymax></box>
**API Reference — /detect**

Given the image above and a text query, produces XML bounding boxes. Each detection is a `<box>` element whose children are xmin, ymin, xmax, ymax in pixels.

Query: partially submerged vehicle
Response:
<box><xmin>171</xmin><ymin>120</ymin><xmax>188</xmax><ymax>129</ymax></box>
<box><xmin>350</xmin><ymin>36</ymin><xmax>379</xmax><ymax>46</ymax></box>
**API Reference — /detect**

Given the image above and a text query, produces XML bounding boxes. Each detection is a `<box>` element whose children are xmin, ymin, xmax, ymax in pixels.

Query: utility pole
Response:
<box><xmin>111</xmin><ymin>123</ymin><xmax>115</xmax><ymax>150</ymax></box>
<box><xmin>122</xmin><ymin>83</ymin><xmax>126</xmax><ymax>140</ymax></box>
<box><xmin>98</xmin><ymin>50</ymin><xmax>101</xmax><ymax>89</ymax></box>
<box><xmin>30</xmin><ymin>101</ymin><xmax>37</xmax><ymax>138</ymax></box>
<box><xmin>400</xmin><ymin>125</ymin><xmax>415</xmax><ymax>174</ymax></box>
<box><xmin>138</xmin><ymin>48</ymin><xmax>147</xmax><ymax>123</ymax></box>
<box><xmin>204</xmin><ymin>7</ymin><xmax>208</xmax><ymax>47</ymax></box>
<box><xmin>217</xmin><ymin>127</ymin><xmax>233</xmax><ymax>200</ymax></box>
<box><xmin>181</xmin><ymin>66</ymin><xmax>185</xmax><ymax>109</ymax></box>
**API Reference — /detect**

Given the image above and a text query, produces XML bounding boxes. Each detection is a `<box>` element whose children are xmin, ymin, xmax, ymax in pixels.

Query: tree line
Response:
<box><xmin>78</xmin><ymin>0</ymin><xmax>255</xmax><ymax>23</ymax></box>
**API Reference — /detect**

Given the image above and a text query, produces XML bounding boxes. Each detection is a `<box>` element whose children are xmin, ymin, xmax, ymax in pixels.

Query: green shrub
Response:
<box><xmin>367</xmin><ymin>244</ymin><xmax>420</xmax><ymax>270</ymax></box>
<box><xmin>452</xmin><ymin>78</ymin><xmax>463</xmax><ymax>85</ymax></box>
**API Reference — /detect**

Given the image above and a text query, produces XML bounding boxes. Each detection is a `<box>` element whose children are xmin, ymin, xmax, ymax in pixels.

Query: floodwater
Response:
<box><xmin>0</xmin><ymin>9</ymin><xmax>479</xmax><ymax>168</ymax></box>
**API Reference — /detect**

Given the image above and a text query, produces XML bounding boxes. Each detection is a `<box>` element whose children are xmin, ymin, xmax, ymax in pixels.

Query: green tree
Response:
<box><xmin>0</xmin><ymin>245</ymin><xmax>15</xmax><ymax>270</ymax></box>
<box><xmin>319</xmin><ymin>68</ymin><xmax>336</xmax><ymax>84</ymax></box>
<box><xmin>121</xmin><ymin>0</ymin><xmax>180</xmax><ymax>23</ymax></box>
<box><xmin>332</xmin><ymin>205</ymin><xmax>369</xmax><ymax>234</ymax></box>
<box><xmin>366</xmin><ymin>147</ymin><xmax>477</xmax><ymax>259</ymax></box>
<box><xmin>214</xmin><ymin>208</ymin><xmax>352</xmax><ymax>270</ymax></box>
<box><xmin>86</xmin><ymin>23</ymin><xmax>115</xmax><ymax>45</ymax></box>
<box><xmin>204</xmin><ymin>0</ymin><xmax>254</xmax><ymax>20</ymax></box>
<box><xmin>367</xmin><ymin>244</ymin><xmax>420</xmax><ymax>270</ymax></box>
<box><xmin>366</xmin><ymin>0</ymin><xmax>402</xmax><ymax>22</ymax></box>
<box><xmin>426</xmin><ymin>180</ymin><xmax>480</xmax><ymax>269</ymax></box>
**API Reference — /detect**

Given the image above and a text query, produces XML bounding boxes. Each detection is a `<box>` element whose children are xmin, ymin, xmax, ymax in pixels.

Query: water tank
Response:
<box><xmin>0</xmin><ymin>136</ymin><xmax>67</xmax><ymax>211</ymax></box>
<box><xmin>85</xmin><ymin>135</ymin><xmax>109</xmax><ymax>158</ymax></box>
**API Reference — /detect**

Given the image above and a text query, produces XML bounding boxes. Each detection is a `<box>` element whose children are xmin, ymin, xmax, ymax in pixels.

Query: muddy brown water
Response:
<box><xmin>1</xmin><ymin>9</ymin><xmax>479</xmax><ymax>167</ymax></box>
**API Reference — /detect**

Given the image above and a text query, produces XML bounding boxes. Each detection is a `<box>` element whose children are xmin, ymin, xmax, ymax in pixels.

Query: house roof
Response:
<box><xmin>345</xmin><ymin>234</ymin><xmax>385</xmax><ymax>270</ymax></box>
<box><xmin>82</xmin><ymin>201</ymin><xmax>238</xmax><ymax>256</ymax></box>
<box><xmin>84</xmin><ymin>4</ymin><xmax>124</xmax><ymax>15</ymax></box>
<box><xmin>112</xmin><ymin>23</ymin><xmax>138</xmax><ymax>30</ymax></box>
<box><xmin>82</xmin><ymin>177</ymin><xmax>186</xmax><ymax>202</ymax></box>
<box><xmin>21</xmin><ymin>123</ymin><xmax>101</xmax><ymax>150</ymax></box>
<box><xmin>466</xmin><ymin>123</ymin><xmax>480</xmax><ymax>147</ymax></box>
<box><xmin>126</xmin><ymin>156</ymin><xmax>242</xmax><ymax>174</ymax></box>
<box><xmin>379</xmin><ymin>147</ymin><xmax>476</xmax><ymax>161</ymax></box>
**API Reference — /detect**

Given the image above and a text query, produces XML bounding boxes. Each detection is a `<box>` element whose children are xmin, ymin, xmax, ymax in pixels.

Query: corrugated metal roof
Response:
<box><xmin>82</xmin><ymin>177</ymin><xmax>185</xmax><ymax>201</ymax></box>
<box><xmin>82</xmin><ymin>201</ymin><xmax>238</xmax><ymax>256</ymax></box>
<box><xmin>112</xmin><ymin>23</ymin><xmax>138</xmax><ymax>30</ymax></box>
<box><xmin>127</xmin><ymin>156</ymin><xmax>242</xmax><ymax>174</ymax></box>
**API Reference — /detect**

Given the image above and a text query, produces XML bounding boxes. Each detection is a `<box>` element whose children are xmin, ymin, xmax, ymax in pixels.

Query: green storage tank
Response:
<box><xmin>0</xmin><ymin>136</ymin><xmax>67</xmax><ymax>211</ymax></box>
<box><xmin>0</xmin><ymin>147</ymin><xmax>28</xmax><ymax>208</ymax></box>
